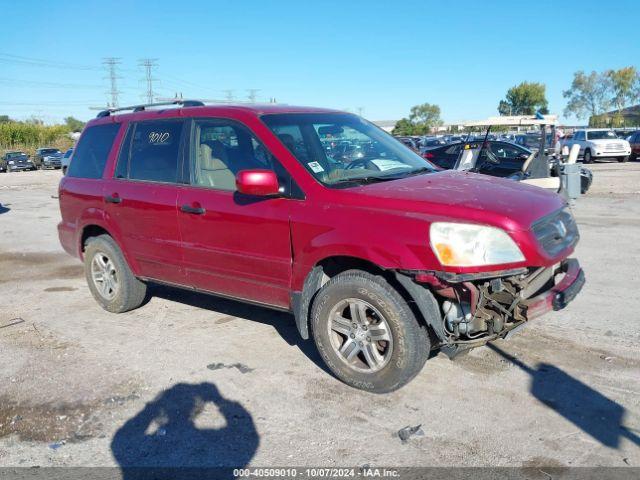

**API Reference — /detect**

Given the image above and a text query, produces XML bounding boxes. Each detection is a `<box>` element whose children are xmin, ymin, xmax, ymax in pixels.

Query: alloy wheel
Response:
<box><xmin>90</xmin><ymin>251</ymin><xmax>119</xmax><ymax>300</ymax></box>
<box><xmin>327</xmin><ymin>298</ymin><xmax>393</xmax><ymax>373</ymax></box>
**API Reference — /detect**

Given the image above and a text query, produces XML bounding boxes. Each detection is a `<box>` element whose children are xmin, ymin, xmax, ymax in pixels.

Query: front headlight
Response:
<box><xmin>430</xmin><ymin>222</ymin><xmax>525</xmax><ymax>267</ymax></box>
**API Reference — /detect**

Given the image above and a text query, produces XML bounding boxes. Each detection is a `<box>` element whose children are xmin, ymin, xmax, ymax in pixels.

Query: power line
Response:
<box><xmin>0</xmin><ymin>76</ymin><xmax>103</xmax><ymax>89</ymax></box>
<box><xmin>246</xmin><ymin>89</ymin><xmax>260</xmax><ymax>103</ymax></box>
<box><xmin>103</xmin><ymin>57</ymin><xmax>122</xmax><ymax>108</ymax></box>
<box><xmin>0</xmin><ymin>52</ymin><xmax>102</xmax><ymax>71</ymax></box>
<box><xmin>139</xmin><ymin>58</ymin><xmax>159</xmax><ymax>104</ymax></box>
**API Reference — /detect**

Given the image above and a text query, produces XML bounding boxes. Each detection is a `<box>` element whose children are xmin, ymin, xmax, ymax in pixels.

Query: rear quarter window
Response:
<box><xmin>67</xmin><ymin>123</ymin><xmax>120</xmax><ymax>179</ymax></box>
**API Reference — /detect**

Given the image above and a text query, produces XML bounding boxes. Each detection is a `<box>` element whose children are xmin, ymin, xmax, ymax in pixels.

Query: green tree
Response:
<box><xmin>392</xmin><ymin>103</ymin><xmax>443</xmax><ymax>136</ymax></box>
<box><xmin>0</xmin><ymin>115</ymin><xmax>11</xmax><ymax>123</ymax></box>
<box><xmin>498</xmin><ymin>81</ymin><xmax>548</xmax><ymax>116</ymax></box>
<box><xmin>606</xmin><ymin>67</ymin><xmax>640</xmax><ymax>113</ymax></box>
<box><xmin>409</xmin><ymin>103</ymin><xmax>443</xmax><ymax>134</ymax></box>
<box><xmin>391</xmin><ymin>118</ymin><xmax>415</xmax><ymax>136</ymax></box>
<box><xmin>563</xmin><ymin>70</ymin><xmax>611</xmax><ymax>120</ymax></box>
<box><xmin>64</xmin><ymin>116</ymin><xmax>85</xmax><ymax>132</ymax></box>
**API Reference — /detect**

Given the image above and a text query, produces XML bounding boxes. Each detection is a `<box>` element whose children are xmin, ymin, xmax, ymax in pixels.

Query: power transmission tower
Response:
<box><xmin>356</xmin><ymin>107</ymin><xmax>364</xmax><ymax>117</ymax></box>
<box><xmin>246</xmin><ymin>89</ymin><xmax>260</xmax><ymax>103</ymax></box>
<box><xmin>102</xmin><ymin>57</ymin><xmax>122</xmax><ymax>108</ymax></box>
<box><xmin>223</xmin><ymin>89</ymin><xmax>235</xmax><ymax>102</ymax></box>
<box><xmin>139</xmin><ymin>58</ymin><xmax>159</xmax><ymax>104</ymax></box>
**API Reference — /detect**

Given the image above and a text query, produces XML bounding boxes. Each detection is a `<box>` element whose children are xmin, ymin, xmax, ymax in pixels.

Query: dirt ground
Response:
<box><xmin>0</xmin><ymin>163</ymin><xmax>638</xmax><ymax>471</ymax></box>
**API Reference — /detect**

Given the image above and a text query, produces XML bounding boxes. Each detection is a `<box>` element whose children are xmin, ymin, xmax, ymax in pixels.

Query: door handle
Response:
<box><xmin>105</xmin><ymin>194</ymin><xmax>121</xmax><ymax>204</ymax></box>
<box><xmin>180</xmin><ymin>204</ymin><xmax>206</xmax><ymax>215</ymax></box>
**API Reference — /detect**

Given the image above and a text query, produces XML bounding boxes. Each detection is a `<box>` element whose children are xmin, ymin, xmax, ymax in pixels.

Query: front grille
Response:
<box><xmin>605</xmin><ymin>142</ymin><xmax>624</xmax><ymax>151</ymax></box>
<box><xmin>532</xmin><ymin>208</ymin><xmax>579</xmax><ymax>257</ymax></box>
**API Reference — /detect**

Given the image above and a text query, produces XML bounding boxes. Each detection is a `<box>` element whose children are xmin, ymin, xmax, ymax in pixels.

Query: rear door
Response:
<box><xmin>102</xmin><ymin>119</ymin><xmax>187</xmax><ymax>285</ymax></box>
<box><xmin>176</xmin><ymin>118</ymin><xmax>293</xmax><ymax>308</ymax></box>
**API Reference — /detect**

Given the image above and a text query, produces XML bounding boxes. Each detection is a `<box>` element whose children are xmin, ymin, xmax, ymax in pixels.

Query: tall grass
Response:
<box><xmin>0</xmin><ymin>122</ymin><xmax>74</xmax><ymax>155</ymax></box>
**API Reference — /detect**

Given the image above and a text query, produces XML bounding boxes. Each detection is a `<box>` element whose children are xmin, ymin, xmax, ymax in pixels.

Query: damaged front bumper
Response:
<box><xmin>397</xmin><ymin>258</ymin><xmax>585</xmax><ymax>353</ymax></box>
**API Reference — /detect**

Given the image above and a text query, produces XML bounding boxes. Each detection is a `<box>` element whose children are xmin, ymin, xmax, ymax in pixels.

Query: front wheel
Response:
<box><xmin>619</xmin><ymin>156</ymin><xmax>629</xmax><ymax>163</ymax></box>
<box><xmin>310</xmin><ymin>270</ymin><xmax>429</xmax><ymax>393</ymax></box>
<box><xmin>84</xmin><ymin>234</ymin><xmax>147</xmax><ymax>313</ymax></box>
<box><xmin>583</xmin><ymin>150</ymin><xmax>593</xmax><ymax>164</ymax></box>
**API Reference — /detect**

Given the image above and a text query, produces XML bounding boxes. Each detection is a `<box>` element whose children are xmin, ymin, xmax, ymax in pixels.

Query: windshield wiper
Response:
<box><xmin>331</xmin><ymin>175</ymin><xmax>399</xmax><ymax>186</ymax></box>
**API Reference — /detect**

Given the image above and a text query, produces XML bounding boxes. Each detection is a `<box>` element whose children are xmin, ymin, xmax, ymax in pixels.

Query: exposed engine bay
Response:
<box><xmin>432</xmin><ymin>260</ymin><xmax>581</xmax><ymax>346</ymax></box>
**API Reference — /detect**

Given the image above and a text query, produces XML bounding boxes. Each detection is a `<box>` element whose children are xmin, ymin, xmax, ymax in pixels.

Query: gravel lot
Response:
<box><xmin>0</xmin><ymin>163</ymin><xmax>639</xmax><ymax>470</ymax></box>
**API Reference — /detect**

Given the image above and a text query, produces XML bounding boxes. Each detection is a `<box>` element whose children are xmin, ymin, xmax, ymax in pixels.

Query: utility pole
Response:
<box><xmin>246</xmin><ymin>89</ymin><xmax>260</xmax><ymax>103</ymax></box>
<box><xmin>223</xmin><ymin>89</ymin><xmax>235</xmax><ymax>102</ymax></box>
<box><xmin>138</xmin><ymin>58</ymin><xmax>159</xmax><ymax>104</ymax></box>
<box><xmin>356</xmin><ymin>106</ymin><xmax>364</xmax><ymax>117</ymax></box>
<box><xmin>102</xmin><ymin>57</ymin><xmax>122</xmax><ymax>108</ymax></box>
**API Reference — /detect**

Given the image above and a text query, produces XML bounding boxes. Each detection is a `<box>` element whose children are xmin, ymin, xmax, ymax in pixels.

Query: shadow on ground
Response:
<box><xmin>488</xmin><ymin>343</ymin><xmax>639</xmax><ymax>449</ymax></box>
<box><xmin>111</xmin><ymin>382</ymin><xmax>258</xmax><ymax>480</ymax></box>
<box><xmin>148</xmin><ymin>283</ymin><xmax>331</xmax><ymax>374</ymax></box>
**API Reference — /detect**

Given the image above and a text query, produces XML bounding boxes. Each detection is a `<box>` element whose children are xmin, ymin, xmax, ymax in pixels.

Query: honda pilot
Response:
<box><xmin>58</xmin><ymin>102</ymin><xmax>585</xmax><ymax>392</ymax></box>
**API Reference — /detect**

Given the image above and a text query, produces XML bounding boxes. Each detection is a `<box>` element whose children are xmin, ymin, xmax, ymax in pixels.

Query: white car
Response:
<box><xmin>567</xmin><ymin>129</ymin><xmax>631</xmax><ymax>163</ymax></box>
<box><xmin>61</xmin><ymin>148</ymin><xmax>73</xmax><ymax>175</ymax></box>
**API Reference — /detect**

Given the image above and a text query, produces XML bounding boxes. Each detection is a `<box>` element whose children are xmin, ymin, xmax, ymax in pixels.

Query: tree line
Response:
<box><xmin>0</xmin><ymin>116</ymin><xmax>85</xmax><ymax>153</ymax></box>
<box><xmin>392</xmin><ymin>65</ymin><xmax>639</xmax><ymax>135</ymax></box>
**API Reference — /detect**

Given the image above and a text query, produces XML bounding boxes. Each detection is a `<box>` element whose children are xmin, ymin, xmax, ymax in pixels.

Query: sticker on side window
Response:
<box><xmin>307</xmin><ymin>161</ymin><xmax>325</xmax><ymax>173</ymax></box>
<box><xmin>148</xmin><ymin>132</ymin><xmax>171</xmax><ymax>145</ymax></box>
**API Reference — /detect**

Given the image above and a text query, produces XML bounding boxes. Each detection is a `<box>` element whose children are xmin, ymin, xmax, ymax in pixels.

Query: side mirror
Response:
<box><xmin>236</xmin><ymin>170</ymin><xmax>280</xmax><ymax>196</ymax></box>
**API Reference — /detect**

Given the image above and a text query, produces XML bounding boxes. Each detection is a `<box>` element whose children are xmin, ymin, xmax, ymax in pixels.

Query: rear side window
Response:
<box><xmin>116</xmin><ymin>120</ymin><xmax>184</xmax><ymax>183</ymax></box>
<box><xmin>67</xmin><ymin>123</ymin><xmax>120</xmax><ymax>179</ymax></box>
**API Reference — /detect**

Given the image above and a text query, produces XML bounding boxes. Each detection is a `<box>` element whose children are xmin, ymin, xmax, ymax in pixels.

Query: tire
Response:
<box><xmin>583</xmin><ymin>149</ymin><xmax>593</xmax><ymax>164</ymax></box>
<box><xmin>618</xmin><ymin>156</ymin><xmax>629</xmax><ymax>163</ymax></box>
<box><xmin>62</xmin><ymin>166</ymin><xmax>67</xmax><ymax>175</ymax></box>
<box><xmin>310</xmin><ymin>270</ymin><xmax>429</xmax><ymax>393</ymax></box>
<box><xmin>630</xmin><ymin>153</ymin><xmax>637</xmax><ymax>162</ymax></box>
<box><xmin>84</xmin><ymin>234</ymin><xmax>147</xmax><ymax>313</ymax></box>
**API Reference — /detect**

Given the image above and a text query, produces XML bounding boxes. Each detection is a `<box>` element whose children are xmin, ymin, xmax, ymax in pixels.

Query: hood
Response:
<box><xmin>589</xmin><ymin>138</ymin><xmax>629</xmax><ymax>146</ymax></box>
<box><xmin>344</xmin><ymin>170</ymin><xmax>566</xmax><ymax>232</ymax></box>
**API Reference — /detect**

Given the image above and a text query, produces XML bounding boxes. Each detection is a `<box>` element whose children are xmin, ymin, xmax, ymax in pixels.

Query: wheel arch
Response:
<box><xmin>292</xmin><ymin>255</ymin><xmax>439</xmax><ymax>342</ymax></box>
<box><xmin>78</xmin><ymin>222</ymin><xmax>140</xmax><ymax>275</ymax></box>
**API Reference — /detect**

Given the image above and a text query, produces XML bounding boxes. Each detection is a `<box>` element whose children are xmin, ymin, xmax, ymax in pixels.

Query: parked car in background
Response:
<box><xmin>423</xmin><ymin>140</ymin><xmax>593</xmax><ymax>194</ymax></box>
<box><xmin>515</xmin><ymin>133</ymin><xmax>555</xmax><ymax>156</ymax></box>
<box><xmin>33</xmin><ymin>147</ymin><xmax>63</xmax><ymax>169</ymax></box>
<box><xmin>1</xmin><ymin>151</ymin><xmax>36</xmax><ymax>172</ymax></box>
<box><xmin>564</xmin><ymin>129</ymin><xmax>631</xmax><ymax>163</ymax></box>
<box><xmin>58</xmin><ymin>102</ymin><xmax>584</xmax><ymax>393</ymax></box>
<box><xmin>628</xmin><ymin>131</ymin><xmax>640</xmax><ymax>161</ymax></box>
<box><xmin>421</xmin><ymin>137</ymin><xmax>446</xmax><ymax>149</ymax></box>
<box><xmin>61</xmin><ymin>147</ymin><xmax>74</xmax><ymax>175</ymax></box>
<box><xmin>395</xmin><ymin>136</ymin><xmax>420</xmax><ymax>152</ymax></box>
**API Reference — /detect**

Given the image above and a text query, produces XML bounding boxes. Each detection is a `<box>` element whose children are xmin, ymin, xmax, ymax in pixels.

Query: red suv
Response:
<box><xmin>58</xmin><ymin>101</ymin><xmax>585</xmax><ymax>392</ymax></box>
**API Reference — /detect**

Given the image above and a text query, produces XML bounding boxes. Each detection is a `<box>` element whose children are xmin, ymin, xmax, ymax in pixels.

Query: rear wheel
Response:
<box><xmin>583</xmin><ymin>149</ymin><xmax>593</xmax><ymax>164</ymax></box>
<box><xmin>310</xmin><ymin>270</ymin><xmax>429</xmax><ymax>393</ymax></box>
<box><xmin>84</xmin><ymin>234</ymin><xmax>146</xmax><ymax>313</ymax></box>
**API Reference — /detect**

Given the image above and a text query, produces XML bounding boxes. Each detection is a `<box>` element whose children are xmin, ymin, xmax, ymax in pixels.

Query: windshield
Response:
<box><xmin>40</xmin><ymin>149</ymin><xmax>60</xmax><ymax>155</ymax></box>
<box><xmin>6</xmin><ymin>152</ymin><xmax>25</xmax><ymax>159</ymax></box>
<box><xmin>587</xmin><ymin>130</ymin><xmax>617</xmax><ymax>140</ymax></box>
<box><xmin>261</xmin><ymin>113</ymin><xmax>436</xmax><ymax>187</ymax></box>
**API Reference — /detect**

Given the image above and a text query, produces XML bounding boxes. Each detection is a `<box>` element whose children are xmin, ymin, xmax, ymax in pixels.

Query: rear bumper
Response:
<box><xmin>524</xmin><ymin>259</ymin><xmax>585</xmax><ymax>319</ymax></box>
<box><xmin>58</xmin><ymin>221</ymin><xmax>78</xmax><ymax>258</ymax></box>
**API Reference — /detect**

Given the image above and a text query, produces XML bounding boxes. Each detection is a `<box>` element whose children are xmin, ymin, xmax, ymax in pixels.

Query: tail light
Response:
<box><xmin>422</xmin><ymin>152</ymin><xmax>434</xmax><ymax>159</ymax></box>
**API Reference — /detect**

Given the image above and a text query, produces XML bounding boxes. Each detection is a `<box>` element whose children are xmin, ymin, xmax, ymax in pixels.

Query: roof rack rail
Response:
<box><xmin>96</xmin><ymin>99</ymin><xmax>205</xmax><ymax>118</ymax></box>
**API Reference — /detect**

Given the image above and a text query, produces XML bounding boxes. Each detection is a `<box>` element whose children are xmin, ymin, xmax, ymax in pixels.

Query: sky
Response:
<box><xmin>1</xmin><ymin>0</ymin><xmax>638</xmax><ymax>125</ymax></box>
